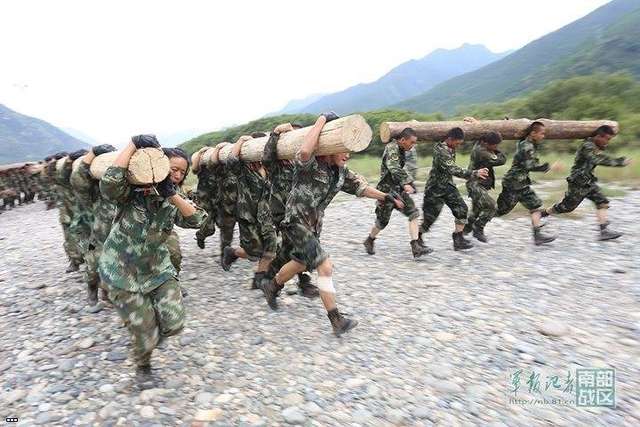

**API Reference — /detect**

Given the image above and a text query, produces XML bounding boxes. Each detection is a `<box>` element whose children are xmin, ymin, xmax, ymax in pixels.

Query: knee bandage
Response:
<box><xmin>317</xmin><ymin>276</ymin><xmax>335</xmax><ymax>294</ymax></box>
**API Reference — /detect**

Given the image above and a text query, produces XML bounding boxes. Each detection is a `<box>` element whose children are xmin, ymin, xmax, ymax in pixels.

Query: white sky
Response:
<box><xmin>0</xmin><ymin>0</ymin><xmax>610</xmax><ymax>146</ymax></box>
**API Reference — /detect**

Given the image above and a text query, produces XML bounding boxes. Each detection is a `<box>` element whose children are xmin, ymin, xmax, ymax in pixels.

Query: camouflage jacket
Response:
<box><xmin>467</xmin><ymin>142</ymin><xmax>507</xmax><ymax>189</ymax></box>
<box><xmin>425</xmin><ymin>141</ymin><xmax>473</xmax><ymax>190</ymax></box>
<box><xmin>98</xmin><ymin>166</ymin><xmax>206</xmax><ymax>293</ymax></box>
<box><xmin>377</xmin><ymin>140</ymin><xmax>413</xmax><ymax>192</ymax></box>
<box><xmin>404</xmin><ymin>146</ymin><xmax>418</xmax><ymax>182</ymax></box>
<box><xmin>502</xmin><ymin>139</ymin><xmax>549</xmax><ymax>190</ymax></box>
<box><xmin>263</xmin><ymin>133</ymin><xmax>295</xmax><ymax>223</ymax></box>
<box><xmin>196</xmin><ymin>164</ymin><xmax>220</xmax><ymax>212</ymax></box>
<box><xmin>282</xmin><ymin>155</ymin><xmax>368</xmax><ymax>234</ymax></box>
<box><xmin>55</xmin><ymin>161</ymin><xmax>77</xmax><ymax>223</ymax></box>
<box><xmin>227</xmin><ymin>154</ymin><xmax>271</xmax><ymax>223</ymax></box>
<box><xmin>72</xmin><ymin>162</ymin><xmax>117</xmax><ymax>249</ymax></box>
<box><xmin>566</xmin><ymin>140</ymin><xmax>626</xmax><ymax>187</ymax></box>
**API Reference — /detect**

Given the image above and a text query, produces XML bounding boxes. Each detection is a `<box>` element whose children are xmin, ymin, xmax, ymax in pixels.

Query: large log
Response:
<box><xmin>204</xmin><ymin>114</ymin><xmax>372</xmax><ymax>165</ymax></box>
<box><xmin>89</xmin><ymin>148</ymin><xmax>170</xmax><ymax>185</ymax></box>
<box><xmin>379</xmin><ymin>119</ymin><xmax>619</xmax><ymax>143</ymax></box>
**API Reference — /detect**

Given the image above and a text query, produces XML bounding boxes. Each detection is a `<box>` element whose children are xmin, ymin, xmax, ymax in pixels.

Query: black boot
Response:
<box><xmin>221</xmin><ymin>247</ymin><xmax>238</xmax><ymax>271</ymax></box>
<box><xmin>472</xmin><ymin>225</ymin><xmax>488</xmax><ymax>243</ymax></box>
<box><xmin>599</xmin><ymin>222</ymin><xmax>623</xmax><ymax>241</ymax></box>
<box><xmin>297</xmin><ymin>273</ymin><xmax>319</xmax><ymax>298</ymax></box>
<box><xmin>463</xmin><ymin>222</ymin><xmax>473</xmax><ymax>235</ymax></box>
<box><xmin>252</xmin><ymin>272</ymin><xmax>265</xmax><ymax>290</ymax></box>
<box><xmin>261</xmin><ymin>278</ymin><xmax>283</xmax><ymax>310</ymax></box>
<box><xmin>533</xmin><ymin>226</ymin><xmax>556</xmax><ymax>245</ymax></box>
<box><xmin>65</xmin><ymin>261</ymin><xmax>80</xmax><ymax>273</ymax></box>
<box><xmin>87</xmin><ymin>282</ymin><xmax>98</xmax><ymax>306</ymax></box>
<box><xmin>363</xmin><ymin>236</ymin><xmax>376</xmax><ymax>255</ymax></box>
<box><xmin>327</xmin><ymin>308</ymin><xmax>358</xmax><ymax>336</ymax></box>
<box><xmin>411</xmin><ymin>239</ymin><xmax>433</xmax><ymax>258</ymax></box>
<box><xmin>452</xmin><ymin>231</ymin><xmax>473</xmax><ymax>251</ymax></box>
<box><xmin>195</xmin><ymin>232</ymin><xmax>205</xmax><ymax>249</ymax></box>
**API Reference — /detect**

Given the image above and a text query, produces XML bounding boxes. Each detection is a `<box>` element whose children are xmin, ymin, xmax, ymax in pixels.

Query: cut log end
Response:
<box><xmin>127</xmin><ymin>148</ymin><xmax>170</xmax><ymax>185</ymax></box>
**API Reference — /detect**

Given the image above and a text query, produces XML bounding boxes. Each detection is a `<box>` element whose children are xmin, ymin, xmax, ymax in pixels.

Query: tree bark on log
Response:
<box><xmin>90</xmin><ymin>148</ymin><xmax>170</xmax><ymax>185</ymax></box>
<box><xmin>379</xmin><ymin>119</ymin><xmax>619</xmax><ymax>143</ymax></box>
<box><xmin>202</xmin><ymin>114</ymin><xmax>372</xmax><ymax>165</ymax></box>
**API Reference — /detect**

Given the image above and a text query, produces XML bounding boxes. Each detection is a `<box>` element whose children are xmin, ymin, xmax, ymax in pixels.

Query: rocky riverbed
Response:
<box><xmin>1</xmin><ymin>189</ymin><xmax>639</xmax><ymax>426</ymax></box>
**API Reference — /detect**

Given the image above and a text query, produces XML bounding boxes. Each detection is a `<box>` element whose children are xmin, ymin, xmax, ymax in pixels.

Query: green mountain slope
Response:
<box><xmin>394</xmin><ymin>0</ymin><xmax>640</xmax><ymax>113</ymax></box>
<box><xmin>0</xmin><ymin>104</ymin><xmax>89</xmax><ymax>163</ymax></box>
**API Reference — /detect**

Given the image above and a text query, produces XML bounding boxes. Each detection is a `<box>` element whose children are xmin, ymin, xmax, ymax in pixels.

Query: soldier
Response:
<box><xmin>542</xmin><ymin>125</ymin><xmax>630</xmax><ymax>240</ymax></box>
<box><xmin>193</xmin><ymin>146</ymin><xmax>221</xmax><ymax>250</ymax></box>
<box><xmin>55</xmin><ymin>151</ymin><xmax>85</xmax><ymax>272</ymax></box>
<box><xmin>263</xmin><ymin>122</ymin><xmax>319</xmax><ymax>297</ymax></box>
<box><xmin>419</xmin><ymin>127</ymin><xmax>488</xmax><ymax>251</ymax></box>
<box><xmin>496</xmin><ymin>121</ymin><xmax>556</xmax><ymax>245</ymax></box>
<box><xmin>464</xmin><ymin>131</ymin><xmax>507</xmax><ymax>242</ymax></box>
<box><xmin>99</xmin><ymin>135</ymin><xmax>206</xmax><ymax>375</ymax></box>
<box><xmin>363</xmin><ymin>127</ymin><xmax>431</xmax><ymax>258</ymax></box>
<box><xmin>220</xmin><ymin>135</ymin><xmax>279</xmax><ymax>292</ymax></box>
<box><xmin>218</xmin><ymin>145</ymin><xmax>238</xmax><ymax>258</ymax></box>
<box><xmin>70</xmin><ymin>144</ymin><xmax>118</xmax><ymax>305</ymax></box>
<box><xmin>260</xmin><ymin>113</ymin><xmax>405</xmax><ymax>336</ymax></box>
<box><xmin>67</xmin><ymin>149</ymin><xmax>93</xmax><ymax>269</ymax></box>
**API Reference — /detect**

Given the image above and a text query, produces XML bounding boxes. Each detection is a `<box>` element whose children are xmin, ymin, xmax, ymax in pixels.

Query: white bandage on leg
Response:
<box><xmin>316</xmin><ymin>276</ymin><xmax>336</xmax><ymax>294</ymax></box>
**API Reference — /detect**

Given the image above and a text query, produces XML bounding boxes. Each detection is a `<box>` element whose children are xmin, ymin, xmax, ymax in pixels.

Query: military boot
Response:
<box><xmin>65</xmin><ymin>261</ymin><xmax>80</xmax><ymax>273</ymax></box>
<box><xmin>252</xmin><ymin>272</ymin><xmax>265</xmax><ymax>290</ymax></box>
<box><xmin>411</xmin><ymin>239</ymin><xmax>433</xmax><ymax>258</ymax></box>
<box><xmin>195</xmin><ymin>232</ymin><xmax>205</xmax><ymax>249</ymax></box>
<box><xmin>363</xmin><ymin>236</ymin><xmax>376</xmax><ymax>255</ymax></box>
<box><xmin>327</xmin><ymin>308</ymin><xmax>358</xmax><ymax>336</ymax></box>
<box><xmin>297</xmin><ymin>273</ymin><xmax>319</xmax><ymax>298</ymax></box>
<box><xmin>87</xmin><ymin>282</ymin><xmax>98</xmax><ymax>306</ymax></box>
<box><xmin>452</xmin><ymin>231</ymin><xmax>473</xmax><ymax>251</ymax></box>
<box><xmin>261</xmin><ymin>278</ymin><xmax>283</xmax><ymax>310</ymax></box>
<box><xmin>472</xmin><ymin>225</ymin><xmax>488</xmax><ymax>243</ymax></box>
<box><xmin>533</xmin><ymin>226</ymin><xmax>556</xmax><ymax>245</ymax></box>
<box><xmin>221</xmin><ymin>247</ymin><xmax>238</xmax><ymax>271</ymax></box>
<box><xmin>599</xmin><ymin>222</ymin><xmax>623</xmax><ymax>241</ymax></box>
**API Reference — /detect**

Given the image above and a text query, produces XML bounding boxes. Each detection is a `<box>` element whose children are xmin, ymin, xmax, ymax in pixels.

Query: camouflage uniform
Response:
<box><xmin>71</xmin><ymin>162</ymin><xmax>118</xmax><ymax>292</ymax></box>
<box><xmin>70</xmin><ymin>165</ymin><xmax>95</xmax><ymax>258</ymax></box>
<box><xmin>55</xmin><ymin>161</ymin><xmax>84</xmax><ymax>264</ymax></box>
<box><xmin>217</xmin><ymin>164</ymin><xmax>238</xmax><ymax>251</ymax></box>
<box><xmin>404</xmin><ymin>146</ymin><xmax>419</xmax><ymax>182</ymax></box>
<box><xmin>466</xmin><ymin>142</ymin><xmax>507</xmax><ymax>230</ymax></box>
<box><xmin>421</xmin><ymin>141</ymin><xmax>472</xmax><ymax>232</ymax></box>
<box><xmin>273</xmin><ymin>155</ymin><xmax>368</xmax><ymax>271</ymax></box>
<box><xmin>227</xmin><ymin>154</ymin><xmax>277</xmax><ymax>260</ymax></box>
<box><xmin>374</xmin><ymin>140</ymin><xmax>420</xmax><ymax>229</ymax></box>
<box><xmin>496</xmin><ymin>138</ymin><xmax>548</xmax><ymax>215</ymax></box>
<box><xmin>98</xmin><ymin>166</ymin><xmax>206</xmax><ymax>367</ymax></box>
<box><xmin>550</xmin><ymin>140</ymin><xmax>626</xmax><ymax>213</ymax></box>
<box><xmin>194</xmin><ymin>164</ymin><xmax>220</xmax><ymax>244</ymax></box>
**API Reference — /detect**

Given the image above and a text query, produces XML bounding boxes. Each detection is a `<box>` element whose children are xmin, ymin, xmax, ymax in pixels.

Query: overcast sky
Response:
<box><xmin>0</xmin><ymin>0</ymin><xmax>610</xmax><ymax>145</ymax></box>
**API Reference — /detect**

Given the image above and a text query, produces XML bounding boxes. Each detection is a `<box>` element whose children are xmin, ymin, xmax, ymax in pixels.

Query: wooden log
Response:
<box><xmin>127</xmin><ymin>148</ymin><xmax>170</xmax><ymax>185</ymax></box>
<box><xmin>55</xmin><ymin>157</ymin><xmax>68</xmax><ymax>172</ymax></box>
<box><xmin>379</xmin><ymin>118</ymin><xmax>620</xmax><ymax>143</ymax></box>
<box><xmin>90</xmin><ymin>152</ymin><xmax>119</xmax><ymax>180</ymax></box>
<box><xmin>206</xmin><ymin>114</ymin><xmax>372</xmax><ymax>165</ymax></box>
<box><xmin>72</xmin><ymin>156</ymin><xmax>85</xmax><ymax>173</ymax></box>
<box><xmin>89</xmin><ymin>148</ymin><xmax>170</xmax><ymax>185</ymax></box>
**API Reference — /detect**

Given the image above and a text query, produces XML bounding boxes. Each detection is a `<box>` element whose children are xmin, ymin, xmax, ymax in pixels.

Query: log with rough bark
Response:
<box><xmin>379</xmin><ymin>119</ymin><xmax>620</xmax><ymax>143</ymax></box>
<box><xmin>89</xmin><ymin>148</ymin><xmax>170</xmax><ymax>185</ymax></box>
<box><xmin>203</xmin><ymin>115</ymin><xmax>372</xmax><ymax>165</ymax></box>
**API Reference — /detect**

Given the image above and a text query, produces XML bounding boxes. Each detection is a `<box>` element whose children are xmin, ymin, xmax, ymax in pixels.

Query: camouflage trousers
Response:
<box><xmin>238</xmin><ymin>217</ymin><xmax>277</xmax><ymax>261</ymax></box>
<box><xmin>59</xmin><ymin>207</ymin><xmax>83</xmax><ymax>264</ymax></box>
<box><xmin>270</xmin><ymin>222</ymin><xmax>327</xmax><ymax>273</ymax></box>
<box><xmin>84</xmin><ymin>245</ymin><xmax>101</xmax><ymax>289</ymax></box>
<box><xmin>108</xmin><ymin>278</ymin><xmax>185</xmax><ymax>367</ymax></box>
<box><xmin>217</xmin><ymin>208</ymin><xmax>236</xmax><ymax>251</ymax></box>
<box><xmin>195</xmin><ymin>208</ymin><xmax>217</xmax><ymax>242</ymax></box>
<box><xmin>374</xmin><ymin>191</ymin><xmax>420</xmax><ymax>229</ymax></box>
<box><xmin>421</xmin><ymin>184</ymin><xmax>468</xmax><ymax>232</ymax></box>
<box><xmin>166</xmin><ymin>230</ymin><xmax>182</xmax><ymax>276</ymax></box>
<box><xmin>466</xmin><ymin>182</ymin><xmax>498</xmax><ymax>230</ymax></box>
<box><xmin>496</xmin><ymin>185</ymin><xmax>542</xmax><ymax>215</ymax></box>
<box><xmin>550</xmin><ymin>182</ymin><xmax>609</xmax><ymax>213</ymax></box>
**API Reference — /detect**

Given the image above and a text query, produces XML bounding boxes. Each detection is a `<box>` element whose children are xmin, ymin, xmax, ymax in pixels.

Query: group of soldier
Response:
<box><xmin>6</xmin><ymin>112</ymin><xmax>629</xmax><ymax>376</ymax></box>
<box><xmin>0</xmin><ymin>161</ymin><xmax>53</xmax><ymax>213</ymax></box>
